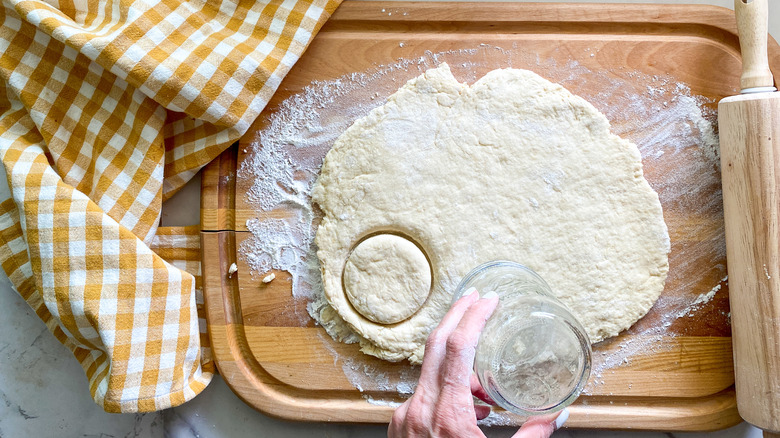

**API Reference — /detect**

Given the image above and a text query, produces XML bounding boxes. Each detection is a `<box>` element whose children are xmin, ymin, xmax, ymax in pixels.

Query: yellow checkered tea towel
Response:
<box><xmin>0</xmin><ymin>0</ymin><xmax>339</xmax><ymax>412</ymax></box>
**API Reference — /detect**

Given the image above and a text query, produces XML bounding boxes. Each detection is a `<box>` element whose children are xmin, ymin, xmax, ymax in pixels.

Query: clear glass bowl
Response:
<box><xmin>452</xmin><ymin>260</ymin><xmax>591</xmax><ymax>416</ymax></box>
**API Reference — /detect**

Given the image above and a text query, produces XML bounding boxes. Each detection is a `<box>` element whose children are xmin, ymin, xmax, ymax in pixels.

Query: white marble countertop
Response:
<box><xmin>1</xmin><ymin>0</ymin><xmax>778</xmax><ymax>436</ymax></box>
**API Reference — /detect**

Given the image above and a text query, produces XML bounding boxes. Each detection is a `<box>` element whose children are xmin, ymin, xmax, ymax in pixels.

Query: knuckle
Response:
<box><xmin>406</xmin><ymin>399</ymin><xmax>425</xmax><ymax>419</ymax></box>
<box><xmin>404</xmin><ymin>412</ymin><xmax>425</xmax><ymax>433</ymax></box>
<box><xmin>445</xmin><ymin>332</ymin><xmax>471</xmax><ymax>356</ymax></box>
<box><xmin>429</xmin><ymin>407</ymin><xmax>478</xmax><ymax>437</ymax></box>
<box><xmin>413</xmin><ymin>382</ymin><xmax>431</xmax><ymax>402</ymax></box>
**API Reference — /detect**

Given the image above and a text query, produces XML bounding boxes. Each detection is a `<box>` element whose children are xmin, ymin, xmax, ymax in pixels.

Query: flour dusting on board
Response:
<box><xmin>238</xmin><ymin>45</ymin><xmax>727</xmax><ymax>396</ymax></box>
<box><xmin>317</xmin><ymin>331</ymin><xmax>420</xmax><ymax>399</ymax></box>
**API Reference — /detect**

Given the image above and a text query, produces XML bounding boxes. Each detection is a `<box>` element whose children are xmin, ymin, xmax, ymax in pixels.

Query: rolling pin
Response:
<box><xmin>719</xmin><ymin>0</ymin><xmax>780</xmax><ymax>435</ymax></box>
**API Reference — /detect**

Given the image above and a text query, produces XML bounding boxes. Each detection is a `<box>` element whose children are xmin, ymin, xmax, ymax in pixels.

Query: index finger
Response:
<box><xmin>418</xmin><ymin>288</ymin><xmax>480</xmax><ymax>383</ymax></box>
<box><xmin>440</xmin><ymin>292</ymin><xmax>499</xmax><ymax>386</ymax></box>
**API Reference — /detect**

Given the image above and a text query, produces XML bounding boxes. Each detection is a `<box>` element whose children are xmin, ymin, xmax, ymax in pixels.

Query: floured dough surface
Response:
<box><xmin>312</xmin><ymin>63</ymin><xmax>670</xmax><ymax>364</ymax></box>
<box><xmin>344</xmin><ymin>234</ymin><xmax>432</xmax><ymax>324</ymax></box>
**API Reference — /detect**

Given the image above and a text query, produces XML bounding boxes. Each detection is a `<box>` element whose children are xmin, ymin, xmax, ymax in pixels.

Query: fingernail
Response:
<box><xmin>554</xmin><ymin>408</ymin><xmax>570</xmax><ymax>430</ymax></box>
<box><xmin>462</xmin><ymin>287</ymin><xmax>477</xmax><ymax>297</ymax></box>
<box><xmin>481</xmin><ymin>291</ymin><xmax>498</xmax><ymax>300</ymax></box>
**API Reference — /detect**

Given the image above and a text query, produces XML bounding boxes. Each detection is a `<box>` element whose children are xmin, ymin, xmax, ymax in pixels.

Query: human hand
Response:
<box><xmin>388</xmin><ymin>288</ymin><xmax>568</xmax><ymax>438</ymax></box>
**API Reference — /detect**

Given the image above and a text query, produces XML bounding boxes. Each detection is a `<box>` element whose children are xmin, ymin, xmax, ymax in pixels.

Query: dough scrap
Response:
<box><xmin>344</xmin><ymin>234</ymin><xmax>431</xmax><ymax>324</ymax></box>
<box><xmin>312</xmin><ymin>63</ymin><xmax>670</xmax><ymax>364</ymax></box>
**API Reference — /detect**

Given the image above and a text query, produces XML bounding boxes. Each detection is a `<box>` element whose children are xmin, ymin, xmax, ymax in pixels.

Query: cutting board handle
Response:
<box><xmin>735</xmin><ymin>0</ymin><xmax>775</xmax><ymax>90</ymax></box>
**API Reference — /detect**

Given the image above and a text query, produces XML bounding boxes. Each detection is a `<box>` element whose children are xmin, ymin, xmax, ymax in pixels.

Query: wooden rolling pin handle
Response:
<box><xmin>735</xmin><ymin>0</ymin><xmax>775</xmax><ymax>90</ymax></box>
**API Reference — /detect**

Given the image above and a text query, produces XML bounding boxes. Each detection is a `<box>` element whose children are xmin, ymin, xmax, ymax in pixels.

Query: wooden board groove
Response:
<box><xmin>201</xmin><ymin>144</ymin><xmax>238</xmax><ymax>232</ymax></box>
<box><xmin>195</xmin><ymin>2</ymin><xmax>780</xmax><ymax>430</ymax></box>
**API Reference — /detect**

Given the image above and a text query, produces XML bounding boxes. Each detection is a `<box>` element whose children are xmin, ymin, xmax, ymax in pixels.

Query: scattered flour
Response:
<box><xmin>365</xmin><ymin>397</ymin><xmax>403</xmax><ymax>408</ymax></box>
<box><xmin>316</xmin><ymin>332</ymin><xmax>420</xmax><ymax>395</ymax></box>
<box><xmin>678</xmin><ymin>275</ymin><xmax>728</xmax><ymax>318</ymax></box>
<box><xmin>237</xmin><ymin>44</ymin><xmax>728</xmax><ymax>398</ymax></box>
<box><xmin>585</xmin><ymin>273</ymin><xmax>729</xmax><ymax>389</ymax></box>
<box><xmin>477</xmin><ymin>410</ymin><xmax>516</xmax><ymax>427</ymax></box>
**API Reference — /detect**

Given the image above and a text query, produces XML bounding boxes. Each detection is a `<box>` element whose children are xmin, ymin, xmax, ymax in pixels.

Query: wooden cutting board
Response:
<box><xmin>201</xmin><ymin>2</ymin><xmax>780</xmax><ymax>430</ymax></box>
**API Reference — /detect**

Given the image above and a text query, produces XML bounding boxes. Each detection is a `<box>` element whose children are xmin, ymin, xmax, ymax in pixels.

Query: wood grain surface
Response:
<box><xmin>201</xmin><ymin>2</ymin><xmax>780</xmax><ymax>430</ymax></box>
<box><xmin>720</xmin><ymin>92</ymin><xmax>780</xmax><ymax>432</ymax></box>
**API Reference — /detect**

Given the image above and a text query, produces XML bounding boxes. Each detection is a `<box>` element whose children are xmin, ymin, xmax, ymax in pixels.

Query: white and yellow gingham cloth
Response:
<box><xmin>0</xmin><ymin>0</ymin><xmax>339</xmax><ymax>412</ymax></box>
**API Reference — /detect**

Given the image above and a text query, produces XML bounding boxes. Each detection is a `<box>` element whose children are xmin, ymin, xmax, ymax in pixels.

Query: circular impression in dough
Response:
<box><xmin>343</xmin><ymin>234</ymin><xmax>432</xmax><ymax>324</ymax></box>
<box><xmin>312</xmin><ymin>63</ymin><xmax>670</xmax><ymax>364</ymax></box>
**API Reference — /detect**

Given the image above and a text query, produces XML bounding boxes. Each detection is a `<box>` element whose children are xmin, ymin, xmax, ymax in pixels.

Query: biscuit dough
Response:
<box><xmin>344</xmin><ymin>234</ymin><xmax>432</xmax><ymax>324</ymax></box>
<box><xmin>312</xmin><ymin>63</ymin><xmax>670</xmax><ymax>363</ymax></box>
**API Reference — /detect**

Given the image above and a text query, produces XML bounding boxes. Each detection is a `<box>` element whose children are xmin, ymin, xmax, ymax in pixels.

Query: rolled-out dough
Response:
<box><xmin>312</xmin><ymin>63</ymin><xmax>670</xmax><ymax>364</ymax></box>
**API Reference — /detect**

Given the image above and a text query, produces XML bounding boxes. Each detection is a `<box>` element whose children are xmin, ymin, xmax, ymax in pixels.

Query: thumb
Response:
<box><xmin>511</xmin><ymin>408</ymin><xmax>569</xmax><ymax>438</ymax></box>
